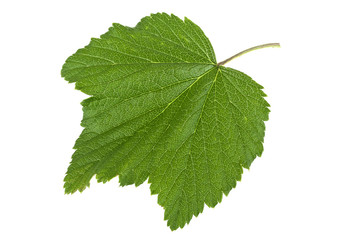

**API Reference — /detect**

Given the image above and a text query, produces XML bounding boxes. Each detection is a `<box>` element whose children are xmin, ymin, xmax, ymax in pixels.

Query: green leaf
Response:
<box><xmin>61</xmin><ymin>13</ymin><xmax>271</xmax><ymax>230</ymax></box>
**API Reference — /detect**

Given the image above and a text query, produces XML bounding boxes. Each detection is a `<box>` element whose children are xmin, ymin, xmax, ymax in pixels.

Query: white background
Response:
<box><xmin>1</xmin><ymin>0</ymin><xmax>340</xmax><ymax>239</ymax></box>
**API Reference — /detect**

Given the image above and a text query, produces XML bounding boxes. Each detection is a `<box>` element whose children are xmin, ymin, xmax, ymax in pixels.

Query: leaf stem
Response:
<box><xmin>217</xmin><ymin>43</ymin><xmax>280</xmax><ymax>66</ymax></box>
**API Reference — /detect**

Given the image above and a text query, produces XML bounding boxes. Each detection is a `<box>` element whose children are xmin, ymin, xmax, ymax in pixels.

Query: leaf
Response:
<box><xmin>61</xmin><ymin>13</ymin><xmax>271</xmax><ymax>230</ymax></box>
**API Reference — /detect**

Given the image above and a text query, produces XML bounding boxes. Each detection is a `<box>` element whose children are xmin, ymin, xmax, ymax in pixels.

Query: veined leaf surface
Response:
<box><xmin>61</xmin><ymin>13</ymin><xmax>271</xmax><ymax>230</ymax></box>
